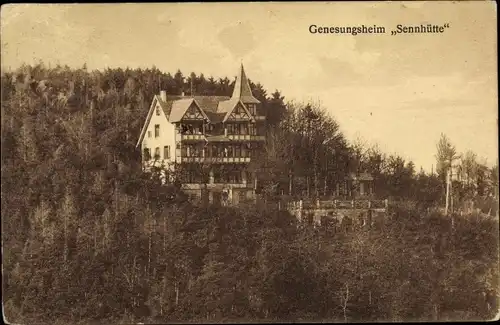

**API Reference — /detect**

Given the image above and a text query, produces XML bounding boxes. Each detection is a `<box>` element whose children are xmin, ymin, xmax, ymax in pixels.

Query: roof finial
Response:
<box><xmin>190</xmin><ymin>77</ymin><xmax>194</xmax><ymax>98</ymax></box>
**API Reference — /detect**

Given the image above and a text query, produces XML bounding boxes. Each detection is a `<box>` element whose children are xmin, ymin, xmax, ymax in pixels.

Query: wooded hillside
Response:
<box><xmin>1</xmin><ymin>63</ymin><xmax>498</xmax><ymax>323</ymax></box>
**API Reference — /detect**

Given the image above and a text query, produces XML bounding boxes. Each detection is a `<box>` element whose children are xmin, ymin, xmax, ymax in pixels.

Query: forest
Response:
<box><xmin>1</xmin><ymin>63</ymin><xmax>499</xmax><ymax>323</ymax></box>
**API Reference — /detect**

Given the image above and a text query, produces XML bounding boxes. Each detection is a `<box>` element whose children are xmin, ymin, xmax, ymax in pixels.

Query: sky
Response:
<box><xmin>1</xmin><ymin>2</ymin><xmax>498</xmax><ymax>171</ymax></box>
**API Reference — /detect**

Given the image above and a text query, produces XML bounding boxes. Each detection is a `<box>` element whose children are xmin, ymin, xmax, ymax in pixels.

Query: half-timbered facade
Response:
<box><xmin>136</xmin><ymin>64</ymin><xmax>266</xmax><ymax>205</ymax></box>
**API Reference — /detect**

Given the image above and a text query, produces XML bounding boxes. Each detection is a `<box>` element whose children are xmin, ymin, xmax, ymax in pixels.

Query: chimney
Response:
<box><xmin>160</xmin><ymin>90</ymin><xmax>167</xmax><ymax>102</ymax></box>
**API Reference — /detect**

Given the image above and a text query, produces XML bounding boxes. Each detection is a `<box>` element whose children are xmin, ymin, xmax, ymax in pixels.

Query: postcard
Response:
<box><xmin>1</xmin><ymin>2</ymin><xmax>498</xmax><ymax>324</ymax></box>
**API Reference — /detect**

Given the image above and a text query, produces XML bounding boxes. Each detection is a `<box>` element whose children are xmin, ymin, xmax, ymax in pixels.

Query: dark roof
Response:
<box><xmin>195</xmin><ymin>96</ymin><xmax>230</xmax><ymax>113</ymax></box>
<box><xmin>157</xmin><ymin>96</ymin><xmax>173</xmax><ymax>117</ymax></box>
<box><xmin>161</xmin><ymin>95</ymin><xmax>229</xmax><ymax>123</ymax></box>
<box><xmin>138</xmin><ymin>65</ymin><xmax>262</xmax><ymax>147</ymax></box>
<box><xmin>161</xmin><ymin>65</ymin><xmax>259</xmax><ymax>122</ymax></box>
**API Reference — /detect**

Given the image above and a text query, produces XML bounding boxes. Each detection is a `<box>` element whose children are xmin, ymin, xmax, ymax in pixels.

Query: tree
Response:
<box><xmin>436</xmin><ymin>134</ymin><xmax>461</xmax><ymax>215</ymax></box>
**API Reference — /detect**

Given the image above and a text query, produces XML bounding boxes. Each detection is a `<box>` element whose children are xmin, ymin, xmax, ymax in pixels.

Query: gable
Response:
<box><xmin>181</xmin><ymin>102</ymin><xmax>205</xmax><ymax>120</ymax></box>
<box><xmin>227</xmin><ymin>101</ymin><xmax>251</xmax><ymax>121</ymax></box>
<box><xmin>136</xmin><ymin>96</ymin><xmax>170</xmax><ymax>147</ymax></box>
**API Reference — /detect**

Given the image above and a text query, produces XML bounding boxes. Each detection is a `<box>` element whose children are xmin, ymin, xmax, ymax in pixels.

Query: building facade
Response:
<box><xmin>339</xmin><ymin>173</ymin><xmax>375</xmax><ymax>198</ymax></box>
<box><xmin>136</xmin><ymin>65</ymin><xmax>266</xmax><ymax>205</ymax></box>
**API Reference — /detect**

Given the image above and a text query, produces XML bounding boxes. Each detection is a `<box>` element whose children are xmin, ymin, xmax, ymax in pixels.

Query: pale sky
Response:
<box><xmin>1</xmin><ymin>2</ymin><xmax>497</xmax><ymax>171</ymax></box>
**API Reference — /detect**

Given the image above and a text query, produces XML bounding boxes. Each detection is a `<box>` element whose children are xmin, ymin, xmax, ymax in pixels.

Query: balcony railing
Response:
<box><xmin>227</xmin><ymin>134</ymin><xmax>251</xmax><ymax>141</ymax></box>
<box><xmin>178</xmin><ymin>133</ymin><xmax>265</xmax><ymax>142</ymax></box>
<box><xmin>180</xmin><ymin>134</ymin><xmax>206</xmax><ymax>141</ymax></box>
<box><xmin>226</xmin><ymin>134</ymin><xmax>266</xmax><ymax>141</ymax></box>
<box><xmin>178</xmin><ymin>156</ymin><xmax>251</xmax><ymax>163</ymax></box>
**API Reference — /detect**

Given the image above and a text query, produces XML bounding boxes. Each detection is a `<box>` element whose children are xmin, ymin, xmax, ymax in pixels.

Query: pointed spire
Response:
<box><xmin>231</xmin><ymin>63</ymin><xmax>260</xmax><ymax>104</ymax></box>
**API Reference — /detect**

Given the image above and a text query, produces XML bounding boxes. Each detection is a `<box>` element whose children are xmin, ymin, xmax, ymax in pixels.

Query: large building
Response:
<box><xmin>136</xmin><ymin>65</ymin><xmax>266</xmax><ymax>205</ymax></box>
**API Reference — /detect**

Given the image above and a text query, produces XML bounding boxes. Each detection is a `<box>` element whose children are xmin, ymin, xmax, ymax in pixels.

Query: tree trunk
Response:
<box><xmin>175</xmin><ymin>282</ymin><xmax>179</xmax><ymax>307</ymax></box>
<box><xmin>433</xmin><ymin>303</ymin><xmax>439</xmax><ymax>321</ymax></box>
<box><xmin>64</xmin><ymin>212</ymin><xmax>68</xmax><ymax>262</ymax></box>
<box><xmin>450</xmin><ymin>169</ymin><xmax>454</xmax><ymax>215</ymax></box>
<box><xmin>163</xmin><ymin>213</ymin><xmax>167</xmax><ymax>252</ymax></box>
<box><xmin>445</xmin><ymin>168</ymin><xmax>450</xmax><ymax>215</ymax></box>
<box><xmin>94</xmin><ymin>219</ymin><xmax>98</xmax><ymax>254</ymax></box>
<box><xmin>341</xmin><ymin>283</ymin><xmax>349</xmax><ymax>322</ymax></box>
<box><xmin>314</xmin><ymin>169</ymin><xmax>318</xmax><ymax>198</ymax></box>
<box><xmin>148</xmin><ymin>210</ymin><xmax>152</xmax><ymax>276</ymax></box>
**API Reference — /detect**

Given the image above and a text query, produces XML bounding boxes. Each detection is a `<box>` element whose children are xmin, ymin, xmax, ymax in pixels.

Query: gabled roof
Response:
<box><xmin>168</xmin><ymin>98</ymin><xmax>194</xmax><ymax>122</ymax></box>
<box><xmin>166</xmin><ymin>95</ymin><xmax>228</xmax><ymax>123</ymax></box>
<box><xmin>166</xmin><ymin>95</ymin><xmax>229</xmax><ymax>113</ymax></box>
<box><xmin>137</xmin><ymin>65</ymin><xmax>262</xmax><ymax>147</ymax></box>
<box><xmin>157</xmin><ymin>96</ymin><xmax>173</xmax><ymax>117</ymax></box>
<box><xmin>168</xmin><ymin>98</ymin><xmax>210</xmax><ymax>123</ymax></box>
<box><xmin>217</xmin><ymin>98</ymin><xmax>255</xmax><ymax>122</ymax></box>
<box><xmin>136</xmin><ymin>95</ymin><xmax>167</xmax><ymax>147</ymax></box>
<box><xmin>231</xmin><ymin>64</ymin><xmax>261</xmax><ymax>104</ymax></box>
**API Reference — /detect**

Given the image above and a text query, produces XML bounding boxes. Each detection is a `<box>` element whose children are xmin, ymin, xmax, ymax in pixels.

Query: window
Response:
<box><xmin>240</xmin><ymin>124</ymin><xmax>248</xmax><ymax>135</ymax></box>
<box><xmin>148</xmin><ymin>131</ymin><xmax>152</xmax><ymax>138</ymax></box>
<box><xmin>227</xmin><ymin>146</ymin><xmax>234</xmax><ymax>158</ymax></box>
<box><xmin>249</xmin><ymin>123</ymin><xmax>256</xmax><ymax>135</ymax></box>
<box><xmin>154</xmin><ymin>147</ymin><xmax>160</xmax><ymax>159</ymax></box>
<box><xmin>154</xmin><ymin>125</ymin><xmax>160</xmax><ymax>137</ymax></box>
<box><xmin>156</xmin><ymin>107</ymin><xmax>160</xmax><ymax>116</ymax></box>
<box><xmin>248</xmin><ymin>104</ymin><xmax>256</xmax><ymax>115</ymax></box>
<box><xmin>164</xmin><ymin>145</ymin><xmax>170</xmax><ymax>159</ymax></box>
<box><xmin>234</xmin><ymin>144</ymin><xmax>241</xmax><ymax>158</ymax></box>
<box><xmin>143</xmin><ymin>148</ymin><xmax>151</xmax><ymax>161</ymax></box>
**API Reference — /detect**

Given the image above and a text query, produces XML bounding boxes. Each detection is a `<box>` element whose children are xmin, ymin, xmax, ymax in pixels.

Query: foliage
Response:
<box><xmin>2</xmin><ymin>63</ymin><xmax>499</xmax><ymax>323</ymax></box>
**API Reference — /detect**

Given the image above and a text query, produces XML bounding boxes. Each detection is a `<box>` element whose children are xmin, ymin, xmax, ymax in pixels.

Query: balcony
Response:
<box><xmin>250</xmin><ymin>135</ymin><xmax>265</xmax><ymax>141</ymax></box>
<box><xmin>178</xmin><ymin>156</ymin><xmax>251</xmax><ymax>164</ymax></box>
<box><xmin>226</xmin><ymin>134</ymin><xmax>265</xmax><ymax>141</ymax></box>
<box><xmin>180</xmin><ymin>134</ymin><xmax>206</xmax><ymax>141</ymax></box>
<box><xmin>227</xmin><ymin>134</ymin><xmax>251</xmax><ymax>141</ymax></box>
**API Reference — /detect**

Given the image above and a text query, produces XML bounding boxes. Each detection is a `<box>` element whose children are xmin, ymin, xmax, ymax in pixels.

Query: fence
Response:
<box><xmin>286</xmin><ymin>198</ymin><xmax>388</xmax><ymax>211</ymax></box>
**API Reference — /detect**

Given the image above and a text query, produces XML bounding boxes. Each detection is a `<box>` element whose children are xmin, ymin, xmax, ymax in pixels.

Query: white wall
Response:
<box><xmin>141</xmin><ymin>99</ymin><xmax>177</xmax><ymax>172</ymax></box>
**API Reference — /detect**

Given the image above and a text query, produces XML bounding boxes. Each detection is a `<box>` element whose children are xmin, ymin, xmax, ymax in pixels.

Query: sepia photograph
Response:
<box><xmin>1</xmin><ymin>1</ymin><xmax>498</xmax><ymax>324</ymax></box>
